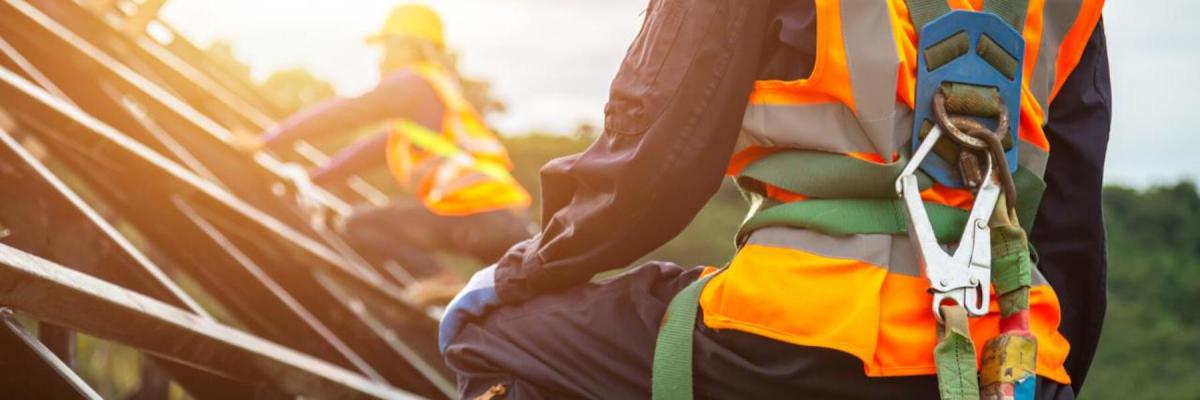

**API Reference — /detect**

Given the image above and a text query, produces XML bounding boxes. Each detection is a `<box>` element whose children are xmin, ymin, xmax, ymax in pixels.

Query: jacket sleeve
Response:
<box><xmin>1028</xmin><ymin>21</ymin><xmax>1111</xmax><ymax>393</ymax></box>
<box><xmin>259</xmin><ymin>72</ymin><xmax>426</xmax><ymax>150</ymax></box>
<box><xmin>308</xmin><ymin>131</ymin><xmax>389</xmax><ymax>185</ymax></box>
<box><xmin>494</xmin><ymin>0</ymin><xmax>773</xmax><ymax>303</ymax></box>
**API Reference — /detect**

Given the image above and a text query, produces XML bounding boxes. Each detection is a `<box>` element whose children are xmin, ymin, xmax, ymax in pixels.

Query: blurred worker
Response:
<box><xmin>439</xmin><ymin>1</ymin><xmax>1110</xmax><ymax>399</ymax></box>
<box><xmin>248</xmin><ymin>4</ymin><xmax>533</xmax><ymax>287</ymax></box>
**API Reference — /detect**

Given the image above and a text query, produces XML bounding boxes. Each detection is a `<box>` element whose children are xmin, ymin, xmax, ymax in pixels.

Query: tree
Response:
<box><xmin>201</xmin><ymin>40</ymin><xmax>252</xmax><ymax>84</ymax></box>
<box><xmin>258</xmin><ymin>68</ymin><xmax>336</xmax><ymax>116</ymax></box>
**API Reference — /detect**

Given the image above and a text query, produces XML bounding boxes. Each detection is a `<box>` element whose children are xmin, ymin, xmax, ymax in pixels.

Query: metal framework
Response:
<box><xmin>0</xmin><ymin>0</ymin><xmax>452</xmax><ymax>397</ymax></box>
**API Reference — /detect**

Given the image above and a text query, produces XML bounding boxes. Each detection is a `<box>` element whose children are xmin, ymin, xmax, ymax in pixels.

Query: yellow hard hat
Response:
<box><xmin>366</xmin><ymin>4</ymin><xmax>444</xmax><ymax>48</ymax></box>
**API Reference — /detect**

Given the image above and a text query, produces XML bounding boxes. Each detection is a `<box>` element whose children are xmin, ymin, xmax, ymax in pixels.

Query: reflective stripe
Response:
<box><xmin>741</xmin><ymin>103</ymin><xmax>868</xmax><ymax>154</ymax></box>
<box><xmin>745</xmin><ymin>226</ymin><xmax>1049</xmax><ymax>286</ymax></box>
<box><xmin>1031</xmin><ymin>264</ymin><xmax>1048</xmax><ymax>287</ymax></box>
<box><xmin>1027</xmin><ymin>0</ymin><xmax>1082</xmax><ymax>113</ymax></box>
<box><xmin>840</xmin><ymin>0</ymin><xmax>904</xmax><ymax>157</ymax></box>
<box><xmin>1017</xmin><ymin>138</ymin><xmax>1049</xmax><ymax>178</ymax></box>
<box><xmin>410</xmin><ymin>156</ymin><xmax>441</xmax><ymax>187</ymax></box>
<box><xmin>745</xmin><ymin>227</ymin><xmax>920</xmax><ymax>277</ymax></box>
<box><xmin>739</xmin><ymin>1</ymin><xmax>906</xmax><ymax>158</ymax></box>
<box><xmin>739</xmin><ymin>102</ymin><xmax>912</xmax><ymax>155</ymax></box>
<box><xmin>426</xmin><ymin>166</ymin><xmax>488</xmax><ymax>201</ymax></box>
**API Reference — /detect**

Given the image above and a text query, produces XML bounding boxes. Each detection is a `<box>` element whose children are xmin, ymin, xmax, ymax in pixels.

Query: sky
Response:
<box><xmin>160</xmin><ymin>1</ymin><xmax>1198</xmax><ymax>187</ymax></box>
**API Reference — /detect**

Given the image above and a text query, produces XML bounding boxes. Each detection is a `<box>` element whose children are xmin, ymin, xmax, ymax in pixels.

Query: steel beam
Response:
<box><xmin>0</xmin><ymin>63</ymin><xmax>451</xmax><ymax>397</ymax></box>
<box><xmin>0</xmin><ymin>123</ymin><xmax>296</xmax><ymax>399</ymax></box>
<box><xmin>173</xmin><ymin>198</ymin><xmax>387</xmax><ymax>383</ymax></box>
<box><xmin>185</xmin><ymin>198</ymin><xmax>451</xmax><ymax>396</ymax></box>
<box><xmin>0</xmin><ymin>0</ymin><xmax>453</xmax><ymax>395</ymax></box>
<box><xmin>0</xmin><ymin>0</ymin><xmax>413</xmax><ymax>290</ymax></box>
<box><xmin>5</xmin><ymin>0</ymin><xmax>357</xmax><ymax>223</ymax></box>
<box><xmin>0</xmin><ymin>122</ymin><xmax>210</xmax><ymax>316</ymax></box>
<box><xmin>0</xmin><ymin>123</ymin><xmax>392</xmax><ymax>390</ymax></box>
<box><xmin>0</xmin><ymin>64</ymin><xmax>415</xmax><ymax>320</ymax></box>
<box><xmin>0</xmin><ymin>245</ymin><xmax>419</xmax><ymax>400</ymax></box>
<box><xmin>0</xmin><ymin>310</ymin><xmax>102</xmax><ymax>400</ymax></box>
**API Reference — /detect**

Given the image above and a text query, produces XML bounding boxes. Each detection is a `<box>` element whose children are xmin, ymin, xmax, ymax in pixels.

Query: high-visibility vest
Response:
<box><xmin>385</xmin><ymin>63</ymin><xmax>531</xmax><ymax>216</ymax></box>
<box><xmin>700</xmin><ymin>0</ymin><xmax>1103</xmax><ymax>384</ymax></box>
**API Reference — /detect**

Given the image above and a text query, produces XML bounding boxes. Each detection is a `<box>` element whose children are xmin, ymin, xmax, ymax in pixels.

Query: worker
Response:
<box><xmin>246</xmin><ymin>4</ymin><xmax>533</xmax><ymax>284</ymax></box>
<box><xmin>439</xmin><ymin>0</ymin><xmax>1109</xmax><ymax>399</ymax></box>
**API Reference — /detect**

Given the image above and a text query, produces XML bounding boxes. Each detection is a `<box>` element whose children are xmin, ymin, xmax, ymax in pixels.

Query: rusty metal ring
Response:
<box><xmin>964</xmin><ymin>128</ymin><xmax>1018</xmax><ymax>211</ymax></box>
<box><xmin>931</xmin><ymin>91</ymin><xmax>1010</xmax><ymax>151</ymax></box>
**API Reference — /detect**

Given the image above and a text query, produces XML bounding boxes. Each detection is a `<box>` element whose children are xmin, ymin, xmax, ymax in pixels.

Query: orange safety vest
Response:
<box><xmin>700</xmin><ymin>0</ymin><xmax>1103</xmax><ymax>384</ymax></box>
<box><xmin>384</xmin><ymin>63</ymin><xmax>531</xmax><ymax>216</ymax></box>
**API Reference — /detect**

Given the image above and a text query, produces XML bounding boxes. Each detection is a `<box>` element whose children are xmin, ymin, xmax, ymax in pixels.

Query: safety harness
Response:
<box><xmin>651</xmin><ymin>2</ymin><xmax>1040</xmax><ymax>399</ymax></box>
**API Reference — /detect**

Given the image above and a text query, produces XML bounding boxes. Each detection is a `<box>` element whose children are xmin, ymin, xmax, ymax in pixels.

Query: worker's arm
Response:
<box><xmin>493</xmin><ymin>0</ymin><xmax>774</xmax><ymax>304</ymax></box>
<box><xmin>258</xmin><ymin>72</ymin><xmax>439</xmax><ymax>151</ymax></box>
<box><xmin>1028</xmin><ymin>21</ymin><xmax>1111</xmax><ymax>392</ymax></box>
<box><xmin>308</xmin><ymin>131</ymin><xmax>389</xmax><ymax>185</ymax></box>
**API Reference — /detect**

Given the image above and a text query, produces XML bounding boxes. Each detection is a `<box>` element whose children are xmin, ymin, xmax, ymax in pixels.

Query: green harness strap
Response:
<box><xmin>742</xmin><ymin>197</ymin><xmax>970</xmax><ymax>244</ymax></box>
<box><xmin>737</xmin><ymin>155</ymin><xmax>1045</xmax><ymax>244</ymax></box>
<box><xmin>738</xmin><ymin>150</ymin><xmax>933</xmax><ymax>200</ymax></box>
<box><xmin>935</xmin><ymin>304</ymin><xmax>981</xmax><ymax>399</ymax></box>
<box><xmin>652</xmin><ymin>273</ymin><xmax>717</xmax><ymax>400</ymax></box>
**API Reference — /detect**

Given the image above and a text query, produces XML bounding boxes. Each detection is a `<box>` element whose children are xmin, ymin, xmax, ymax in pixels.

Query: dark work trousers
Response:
<box><xmin>339</xmin><ymin>200</ymin><xmax>533</xmax><ymax>278</ymax></box>
<box><xmin>443</xmin><ymin>262</ymin><xmax>1077</xmax><ymax>399</ymax></box>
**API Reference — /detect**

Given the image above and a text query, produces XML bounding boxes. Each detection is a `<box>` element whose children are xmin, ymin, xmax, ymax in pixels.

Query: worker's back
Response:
<box><xmin>698</xmin><ymin>0</ymin><xmax>1103</xmax><ymax>386</ymax></box>
<box><xmin>439</xmin><ymin>1</ymin><xmax>1111</xmax><ymax>398</ymax></box>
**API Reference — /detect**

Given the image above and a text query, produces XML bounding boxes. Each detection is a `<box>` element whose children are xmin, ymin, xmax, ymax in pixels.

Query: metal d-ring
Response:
<box><xmin>932</xmin><ymin>91</ymin><xmax>1010</xmax><ymax>151</ymax></box>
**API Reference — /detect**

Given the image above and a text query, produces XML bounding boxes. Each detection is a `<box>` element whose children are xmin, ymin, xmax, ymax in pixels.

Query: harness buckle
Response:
<box><xmin>896</xmin><ymin>125</ymin><xmax>1000</xmax><ymax>322</ymax></box>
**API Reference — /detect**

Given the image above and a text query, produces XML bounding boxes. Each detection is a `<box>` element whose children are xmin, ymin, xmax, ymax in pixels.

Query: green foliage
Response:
<box><xmin>201</xmin><ymin>40</ymin><xmax>335</xmax><ymax>116</ymax></box>
<box><xmin>201</xmin><ymin>40</ymin><xmax>252</xmax><ymax>84</ymax></box>
<box><xmin>258</xmin><ymin>68</ymin><xmax>336</xmax><ymax>116</ymax></box>
<box><xmin>75</xmin><ymin>334</ymin><xmax>142</xmax><ymax>398</ymax></box>
<box><xmin>1087</xmin><ymin>182</ymin><xmax>1200</xmax><ymax>399</ymax></box>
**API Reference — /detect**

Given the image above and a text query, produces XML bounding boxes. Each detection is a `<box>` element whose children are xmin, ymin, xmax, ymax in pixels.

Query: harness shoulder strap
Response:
<box><xmin>983</xmin><ymin>0</ymin><xmax>1030</xmax><ymax>31</ymax></box>
<box><xmin>906</xmin><ymin>0</ymin><xmax>952</xmax><ymax>30</ymax></box>
<box><xmin>907</xmin><ymin>0</ymin><xmax>1029</xmax><ymax>30</ymax></box>
<box><xmin>651</xmin><ymin>273</ymin><xmax>716</xmax><ymax>400</ymax></box>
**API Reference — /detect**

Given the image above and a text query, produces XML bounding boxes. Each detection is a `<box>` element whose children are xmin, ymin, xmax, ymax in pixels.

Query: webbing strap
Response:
<box><xmin>983</xmin><ymin>0</ymin><xmax>1031</xmax><ymax>30</ymax></box>
<box><xmin>935</xmin><ymin>305</ymin><xmax>981</xmax><ymax>399</ymax></box>
<box><xmin>907</xmin><ymin>0</ymin><xmax>1030</xmax><ymax>30</ymax></box>
<box><xmin>941</xmin><ymin>83</ymin><xmax>1004</xmax><ymax>117</ymax></box>
<box><xmin>651</xmin><ymin>273</ymin><xmax>717</xmax><ymax>400</ymax></box>
<box><xmin>739</xmin><ymin>151</ymin><xmax>932</xmax><ymax>199</ymax></box>
<box><xmin>737</xmin><ymin>166</ymin><xmax>1044</xmax><ymax>244</ymax></box>
<box><xmin>907</xmin><ymin>0</ymin><xmax>952</xmax><ymax>30</ymax></box>
<box><xmin>989</xmin><ymin>197</ymin><xmax>1033</xmax><ymax>317</ymax></box>
<box><xmin>741</xmin><ymin>197</ymin><xmax>970</xmax><ymax>244</ymax></box>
